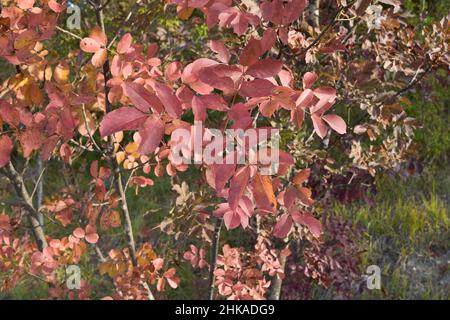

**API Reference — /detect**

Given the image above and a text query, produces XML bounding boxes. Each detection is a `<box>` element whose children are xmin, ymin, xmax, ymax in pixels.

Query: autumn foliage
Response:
<box><xmin>0</xmin><ymin>0</ymin><xmax>448</xmax><ymax>300</ymax></box>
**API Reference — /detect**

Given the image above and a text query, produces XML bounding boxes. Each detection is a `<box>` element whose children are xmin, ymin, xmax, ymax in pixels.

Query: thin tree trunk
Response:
<box><xmin>309</xmin><ymin>0</ymin><xmax>320</xmax><ymax>28</ymax></box>
<box><xmin>113</xmin><ymin>165</ymin><xmax>137</xmax><ymax>263</ymax></box>
<box><xmin>208</xmin><ymin>218</ymin><xmax>223</xmax><ymax>300</ymax></box>
<box><xmin>2</xmin><ymin>163</ymin><xmax>47</xmax><ymax>250</ymax></box>
<box><xmin>93</xmin><ymin>0</ymin><xmax>154</xmax><ymax>300</ymax></box>
<box><xmin>268</xmin><ymin>254</ymin><xmax>287</xmax><ymax>300</ymax></box>
<box><xmin>36</xmin><ymin>158</ymin><xmax>44</xmax><ymax>228</ymax></box>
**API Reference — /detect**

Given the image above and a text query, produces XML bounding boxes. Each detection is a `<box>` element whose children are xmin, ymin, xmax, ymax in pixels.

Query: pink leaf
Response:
<box><xmin>85</xmin><ymin>225</ymin><xmax>99</xmax><ymax>244</ymax></box>
<box><xmin>273</xmin><ymin>214</ymin><xmax>293</xmax><ymax>238</ymax></box>
<box><xmin>123</xmin><ymin>82</ymin><xmax>162</xmax><ymax>113</ymax></box>
<box><xmin>228</xmin><ymin>166</ymin><xmax>250</xmax><ymax>212</ymax></box>
<box><xmin>85</xmin><ymin>232</ymin><xmax>99</xmax><ymax>244</ymax></box>
<box><xmin>311</xmin><ymin>114</ymin><xmax>328</xmax><ymax>139</ymax></box>
<box><xmin>17</xmin><ymin>0</ymin><xmax>35</xmax><ymax>10</ymax></box>
<box><xmin>322</xmin><ymin>114</ymin><xmax>347</xmax><ymax>134</ymax></box>
<box><xmin>91</xmin><ymin>48</ymin><xmax>107</xmax><ymax>68</ymax></box>
<box><xmin>73</xmin><ymin>227</ymin><xmax>85</xmax><ymax>239</ymax></box>
<box><xmin>80</xmin><ymin>38</ymin><xmax>101</xmax><ymax>53</ymax></box>
<box><xmin>313</xmin><ymin>87</ymin><xmax>336</xmax><ymax>102</ymax></box>
<box><xmin>165</xmin><ymin>277</ymin><xmax>179</xmax><ymax>290</ymax></box>
<box><xmin>260</xmin><ymin>28</ymin><xmax>277</xmax><ymax>53</ymax></box>
<box><xmin>239</xmin><ymin>79</ymin><xmax>275</xmax><ymax>97</ymax></box>
<box><xmin>302</xmin><ymin>72</ymin><xmax>318</xmax><ymax>89</ymax></box>
<box><xmin>165</xmin><ymin>62</ymin><xmax>183</xmax><ymax>82</ymax></box>
<box><xmin>291</xmin><ymin>211</ymin><xmax>322</xmax><ymax>238</ymax></box>
<box><xmin>89</xmin><ymin>26</ymin><xmax>107</xmax><ymax>46</ymax></box>
<box><xmin>246</xmin><ymin>59</ymin><xmax>283</xmax><ymax>79</ymax></box>
<box><xmin>210</xmin><ymin>40</ymin><xmax>230</xmax><ymax>64</ymax></box>
<box><xmin>296</xmin><ymin>89</ymin><xmax>314</xmax><ymax>108</ymax></box>
<box><xmin>155</xmin><ymin>83</ymin><xmax>182</xmax><ymax>118</ymax></box>
<box><xmin>117</xmin><ymin>33</ymin><xmax>132</xmax><ymax>55</ymax></box>
<box><xmin>223</xmin><ymin>211</ymin><xmax>242</xmax><ymax>230</ymax></box>
<box><xmin>192</xmin><ymin>96</ymin><xmax>207</xmax><ymax>122</ymax></box>
<box><xmin>99</xmin><ymin>107</ymin><xmax>147</xmax><ymax>137</ymax></box>
<box><xmin>138</xmin><ymin>116</ymin><xmax>165</xmax><ymax>154</ymax></box>
<box><xmin>239</xmin><ymin>37</ymin><xmax>262</xmax><ymax>66</ymax></box>
<box><xmin>182</xmin><ymin>58</ymin><xmax>218</xmax><ymax>94</ymax></box>
<box><xmin>198</xmin><ymin>94</ymin><xmax>229</xmax><ymax>111</ymax></box>
<box><xmin>48</xmin><ymin>0</ymin><xmax>66</xmax><ymax>13</ymax></box>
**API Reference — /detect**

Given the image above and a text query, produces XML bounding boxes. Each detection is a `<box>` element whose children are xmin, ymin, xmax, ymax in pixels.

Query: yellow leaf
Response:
<box><xmin>54</xmin><ymin>61</ymin><xmax>70</xmax><ymax>84</ymax></box>
<box><xmin>125</xmin><ymin>142</ymin><xmax>138</xmax><ymax>154</ymax></box>
<box><xmin>178</xmin><ymin>7</ymin><xmax>194</xmax><ymax>20</ymax></box>
<box><xmin>116</xmin><ymin>151</ymin><xmax>126</xmax><ymax>165</ymax></box>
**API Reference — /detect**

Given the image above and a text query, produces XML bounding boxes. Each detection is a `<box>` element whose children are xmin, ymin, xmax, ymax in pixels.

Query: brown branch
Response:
<box><xmin>93</xmin><ymin>0</ymin><xmax>155</xmax><ymax>300</ymax></box>
<box><xmin>300</xmin><ymin>1</ymin><xmax>355</xmax><ymax>55</ymax></box>
<box><xmin>1</xmin><ymin>162</ymin><xmax>47</xmax><ymax>251</ymax></box>
<box><xmin>208</xmin><ymin>218</ymin><xmax>223</xmax><ymax>300</ymax></box>
<box><xmin>268</xmin><ymin>254</ymin><xmax>287</xmax><ymax>300</ymax></box>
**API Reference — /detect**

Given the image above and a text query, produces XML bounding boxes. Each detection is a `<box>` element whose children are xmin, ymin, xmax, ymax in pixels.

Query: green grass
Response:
<box><xmin>331</xmin><ymin>167</ymin><xmax>449</xmax><ymax>299</ymax></box>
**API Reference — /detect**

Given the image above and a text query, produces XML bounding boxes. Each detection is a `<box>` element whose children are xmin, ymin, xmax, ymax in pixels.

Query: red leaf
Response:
<box><xmin>239</xmin><ymin>79</ymin><xmax>275</xmax><ymax>97</ymax></box>
<box><xmin>273</xmin><ymin>213</ymin><xmax>293</xmax><ymax>238</ymax></box>
<box><xmin>282</xmin><ymin>186</ymin><xmax>297</xmax><ymax>209</ymax></box>
<box><xmin>210</xmin><ymin>40</ymin><xmax>230</xmax><ymax>64</ymax></box>
<box><xmin>246</xmin><ymin>59</ymin><xmax>283</xmax><ymax>79</ymax></box>
<box><xmin>138</xmin><ymin>116</ymin><xmax>165</xmax><ymax>154</ymax></box>
<box><xmin>99</xmin><ymin>107</ymin><xmax>147</xmax><ymax>137</ymax></box>
<box><xmin>239</xmin><ymin>37</ymin><xmax>262</xmax><ymax>66</ymax></box>
<box><xmin>155</xmin><ymin>83</ymin><xmax>182</xmax><ymax>118</ymax></box>
<box><xmin>0</xmin><ymin>135</ymin><xmax>13</xmax><ymax>168</ymax></box>
<box><xmin>192</xmin><ymin>96</ymin><xmax>206</xmax><ymax>122</ymax></box>
<box><xmin>20</xmin><ymin>128</ymin><xmax>42</xmax><ymax>158</ymax></box>
<box><xmin>228</xmin><ymin>166</ymin><xmax>250</xmax><ymax>212</ymax></box>
<box><xmin>322</xmin><ymin>114</ymin><xmax>347</xmax><ymax>134</ymax></box>
<box><xmin>206</xmin><ymin>163</ymin><xmax>236</xmax><ymax>192</ymax></box>
<box><xmin>182</xmin><ymin>58</ymin><xmax>218</xmax><ymax>94</ymax></box>
<box><xmin>291</xmin><ymin>211</ymin><xmax>322</xmax><ymax>238</ymax></box>
<box><xmin>40</xmin><ymin>135</ymin><xmax>59</xmax><ymax>161</ymax></box>
<box><xmin>123</xmin><ymin>82</ymin><xmax>161</xmax><ymax>113</ymax></box>
<box><xmin>260</xmin><ymin>28</ymin><xmax>277</xmax><ymax>53</ymax></box>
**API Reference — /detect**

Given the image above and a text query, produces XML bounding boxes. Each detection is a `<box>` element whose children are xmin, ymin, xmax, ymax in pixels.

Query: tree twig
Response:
<box><xmin>1</xmin><ymin>162</ymin><xmax>47</xmax><ymax>250</ymax></box>
<box><xmin>208</xmin><ymin>218</ymin><xmax>223</xmax><ymax>300</ymax></box>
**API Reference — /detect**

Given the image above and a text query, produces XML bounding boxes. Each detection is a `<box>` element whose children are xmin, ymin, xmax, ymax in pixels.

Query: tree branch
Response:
<box><xmin>208</xmin><ymin>218</ymin><xmax>223</xmax><ymax>300</ymax></box>
<box><xmin>1</xmin><ymin>162</ymin><xmax>47</xmax><ymax>250</ymax></box>
<box><xmin>93</xmin><ymin>0</ymin><xmax>155</xmax><ymax>300</ymax></box>
<box><xmin>301</xmin><ymin>1</ymin><xmax>355</xmax><ymax>55</ymax></box>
